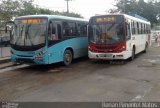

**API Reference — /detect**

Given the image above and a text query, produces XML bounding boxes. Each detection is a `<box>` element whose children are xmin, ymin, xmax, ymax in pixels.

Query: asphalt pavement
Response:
<box><xmin>0</xmin><ymin>46</ymin><xmax>10</xmax><ymax>64</ymax></box>
<box><xmin>0</xmin><ymin>42</ymin><xmax>159</xmax><ymax>102</ymax></box>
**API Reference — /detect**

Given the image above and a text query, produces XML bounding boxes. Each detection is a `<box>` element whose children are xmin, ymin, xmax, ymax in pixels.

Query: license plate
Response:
<box><xmin>99</xmin><ymin>54</ymin><xmax>112</xmax><ymax>57</ymax></box>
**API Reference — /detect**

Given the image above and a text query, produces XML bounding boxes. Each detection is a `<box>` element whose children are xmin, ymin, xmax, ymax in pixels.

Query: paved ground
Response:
<box><xmin>0</xmin><ymin>46</ymin><xmax>10</xmax><ymax>58</ymax></box>
<box><xmin>0</xmin><ymin>43</ymin><xmax>160</xmax><ymax>102</ymax></box>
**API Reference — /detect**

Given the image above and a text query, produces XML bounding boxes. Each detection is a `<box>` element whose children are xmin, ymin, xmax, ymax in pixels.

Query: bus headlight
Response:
<box><xmin>115</xmin><ymin>44</ymin><xmax>126</xmax><ymax>53</ymax></box>
<box><xmin>88</xmin><ymin>45</ymin><xmax>97</xmax><ymax>52</ymax></box>
<box><xmin>35</xmin><ymin>50</ymin><xmax>46</xmax><ymax>60</ymax></box>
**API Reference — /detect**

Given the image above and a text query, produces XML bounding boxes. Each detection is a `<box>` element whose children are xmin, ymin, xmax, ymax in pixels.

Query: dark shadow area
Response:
<box><xmin>19</xmin><ymin>56</ymin><xmax>89</xmax><ymax>74</ymax></box>
<box><xmin>90</xmin><ymin>59</ymin><xmax>127</xmax><ymax>65</ymax></box>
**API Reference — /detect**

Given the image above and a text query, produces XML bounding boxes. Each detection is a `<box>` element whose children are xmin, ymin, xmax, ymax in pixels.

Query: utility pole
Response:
<box><xmin>124</xmin><ymin>0</ymin><xmax>126</xmax><ymax>14</ymax></box>
<box><xmin>65</xmin><ymin>0</ymin><xmax>72</xmax><ymax>14</ymax></box>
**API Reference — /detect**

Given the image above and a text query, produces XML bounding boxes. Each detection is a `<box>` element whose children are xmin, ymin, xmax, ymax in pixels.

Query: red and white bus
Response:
<box><xmin>88</xmin><ymin>14</ymin><xmax>151</xmax><ymax>60</ymax></box>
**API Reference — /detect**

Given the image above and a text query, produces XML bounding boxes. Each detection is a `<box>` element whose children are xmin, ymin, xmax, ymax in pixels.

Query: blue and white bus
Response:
<box><xmin>10</xmin><ymin>15</ymin><xmax>88</xmax><ymax>65</ymax></box>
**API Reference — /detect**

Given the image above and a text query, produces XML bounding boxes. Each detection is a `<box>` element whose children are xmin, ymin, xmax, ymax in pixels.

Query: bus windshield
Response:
<box><xmin>88</xmin><ymin>23</ymin><xmax>124</xmax><ymax>44</ymax></box>
<box><xmin>11</xmin><ymin>18</ymin><xmax>47</xmax><ymax>46</ymax></box>
<box><xmin>88</xmin><ymin>15</ymin><xmax>125</xmax><ymax>44</ymax></box>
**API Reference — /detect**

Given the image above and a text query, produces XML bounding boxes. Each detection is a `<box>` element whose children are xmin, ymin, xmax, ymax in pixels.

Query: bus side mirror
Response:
<box><xmin>5</xmin><ymin>21</ymin><xmax>14</xmax><ymax>33</ymax></box>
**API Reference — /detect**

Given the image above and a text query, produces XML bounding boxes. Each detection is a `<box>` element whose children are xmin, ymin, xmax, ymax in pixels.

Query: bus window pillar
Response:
<box><xmin>126</xmin><ymin>22</ymin><xmax>131</xmax><ymax>40</ymax></box>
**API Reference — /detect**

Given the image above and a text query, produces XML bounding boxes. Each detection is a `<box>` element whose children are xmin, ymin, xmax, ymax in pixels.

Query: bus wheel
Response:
<box><xmin>130</xmin><ymin>47</ymin><xmax>135</xmax><ymax>61</ymax></box>
<box><xmin>143</xmin><ymin>42</ymin><xmax>148</xmax><ymax>53</ymax></box>
<box><xmin>63</xmin><ymin>49</ymin><xmax>73</xmax><ymax>66</ymax></box>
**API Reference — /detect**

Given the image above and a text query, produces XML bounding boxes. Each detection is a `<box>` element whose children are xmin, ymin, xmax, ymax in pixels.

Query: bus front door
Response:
<box><xmin>48</xmin><ymin>21</ymin><xmax>62</xmax><ymax>64</ymax></box>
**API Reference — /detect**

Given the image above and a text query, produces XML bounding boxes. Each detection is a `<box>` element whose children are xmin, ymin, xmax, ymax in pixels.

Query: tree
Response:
<box><xmin>18</xmin><ymin>0</ymin><xmax>37</xmax><ymax>16</ymax></box>
<box><xmin>0</xmin><ymin>0</ymin><xmax>20</xmax><ymax>21</ymax></box>
<box><xmin>109</xmin><ymin>0</ymin><xmax>160</xmax><ymax>26</ymax></box>
<box><xmin>0</xmin><ymin>0</ymin><xmax>83</xmax><ymax>28</ymax></box>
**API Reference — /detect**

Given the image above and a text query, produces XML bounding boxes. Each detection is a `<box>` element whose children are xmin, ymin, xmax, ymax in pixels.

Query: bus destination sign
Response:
<box><xmin>21</xmin><ymin>19</ymin><xmax>41</xmax><ymax>24</ymax></box>
<box><xmin>96</xmin><ymin>17</ymin><xmax>115</xmax><ymax>23</ymax></box>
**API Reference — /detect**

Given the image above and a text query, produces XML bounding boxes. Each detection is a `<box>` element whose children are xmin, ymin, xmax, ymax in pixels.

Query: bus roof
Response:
<box><xmin>128</xmin><ymin>13</ymin><xmax>148</xmax><ymax>21</ymax></box>
<box><xmin>124</xmin><ymin>14</ymin><xmax>150</xmax><ymax>24</ymax></box>
<box><xmin>15</xmin><ymin>15</ymin><xmax>88</xmax><ymax>22</ymax></box>
<box><xmin>90</xmin><ymin>14</ymin><xmax>150</xmax><ymax>25</ymax></box>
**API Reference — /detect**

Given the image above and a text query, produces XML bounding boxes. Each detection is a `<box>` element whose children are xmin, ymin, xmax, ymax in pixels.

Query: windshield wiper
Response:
<box><xmin>15</xmin><ymin>25</ymin><xmax>24</xmax><ymax>45</ymax></box>
<box><xmin>107</xmin><ymin>23</ymin><xmax>115</xmax><ymax>31</ymax></box>
<box><xmin>25</xmin><ymin>24</ymin><xmax>33</xmax><ymax>46</ymax></box>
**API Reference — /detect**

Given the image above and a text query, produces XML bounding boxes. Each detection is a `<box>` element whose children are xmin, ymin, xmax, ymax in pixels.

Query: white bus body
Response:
<box><xmin>88</xmin><ymin>14</ymin><xmax>151</xmax><ymax>60</ymax></box>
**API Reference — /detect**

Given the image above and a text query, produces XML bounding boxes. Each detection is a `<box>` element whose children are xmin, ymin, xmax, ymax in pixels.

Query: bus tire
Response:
<box><xmin>63</xmin><ymin>49</ymin><xmax>73</xmax><ymax>66</ymax></box>
<box><xmin>143</xmin><ymin>42</ymin><xmax>148</xmax><ymax>53</ymax></box>
<box><xmin>130</xmin><ymin>47</ymin><xmax>135</xmax><ymax>61</ymax></box>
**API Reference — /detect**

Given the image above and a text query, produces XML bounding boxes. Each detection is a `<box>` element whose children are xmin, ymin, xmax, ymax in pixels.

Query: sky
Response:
<box><xmin>33</xmin><ymin>0</ymin><xmax>116</xmax><ymax>19</ymax></box>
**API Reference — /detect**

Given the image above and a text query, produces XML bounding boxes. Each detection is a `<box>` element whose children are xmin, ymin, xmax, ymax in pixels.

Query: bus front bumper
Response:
<box><xmin>11</xmin><ymin>54</ymin><xmax>48</xmax><ymax>65</ymax></box>
<box><xmin>88</xmin><ymin>51</ymin><xmax>131</xmax><ymax>60</ymax></box>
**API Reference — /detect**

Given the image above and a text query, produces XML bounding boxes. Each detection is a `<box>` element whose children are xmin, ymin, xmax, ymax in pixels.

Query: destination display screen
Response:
<box><xmin>21</xmin><ymin>19</ymin><xmax>41</xmax><ymax>24</ymax></box>
<box><xmin>90</xmin><ymin>15</ymin><xmax>124</xmax><ymax>24</ymax></box>
<box><xmin>15</xmin><ymin>18</ymin><xmax>47</xmax><ymax>24</ymax></box>
<box><xmin>96</xmin><ymin>17</ymin><xmax>115</xmax><ymax>22</ymax></box>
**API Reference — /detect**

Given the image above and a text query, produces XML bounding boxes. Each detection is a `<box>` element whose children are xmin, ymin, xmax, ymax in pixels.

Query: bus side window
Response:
<box><xmin>48</xmin><ymin>22</ymin><xmax>52</xmax><ymax>40</ymax></box>
<box><xmin>80</xmin><ymin>24</ymin><xmax>87</xmax><ymax>36</ymax></box>
<box><xmin>126</xmin><ymin>22</ymin><xmax>131</xmax><ymax>40</ymax></box>
<box><xmin>48</xmin><ymin>21</ymin><xmax>62</xmax><ymax>41</ymax></box>
<box><xmin>48</xmin><ymin>22</ymin><xmax>57</xmax><ymax>41</ymax></box>
<box><xmin>52</xmin><ymin>25</ymin><xmax>56</xmax><ymax>34</ymax></box>
<box><xmin>57</xmin><ymin>24</ymin><xmax>62</xmax><ymax>39</ymax></box>
<box><xmin>132</xmin><ymin>22</ymin><xmax>135</xmax><ymax>35</ymax></box>
<box><xmin>68</xmin><ymin>22</ymin><xmax>76</xmax><ymax>36</ymax></box>
<box><xmin>63</xmin><ymin>21</ymin><xmax>77</xmax><ymax>37</ymax></box>
<box><xmin>63</xmin><ymin>22</ymin><xmax>70</xmax><ymax>36</ymax></box>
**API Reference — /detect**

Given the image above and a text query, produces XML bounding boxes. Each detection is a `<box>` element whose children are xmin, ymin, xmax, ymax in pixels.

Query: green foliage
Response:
<box><xmin>0</xmin><ymin>0</ymin><xmax>20</xmax><ymax>21</ymax></box>
<box><xmin>18</xmin><ymin>0</ymin><xmax>37</xmax><ymax>16</ymax></box>
<box><xmin>0</xmin><ymin>0</ymin><xmax>83</xmax><ymax>28</ymax></box>
<box><xmin>109</xmin><ymin>0</ymin><xmax>160</xmax><ymax>26</ymax></box>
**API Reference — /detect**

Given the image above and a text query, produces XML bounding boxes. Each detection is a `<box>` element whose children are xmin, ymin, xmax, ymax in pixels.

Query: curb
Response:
<box><xmin>0</xmin><ymin>57</ymin><xmax>11</xmax><ymax>64</ymax></box>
